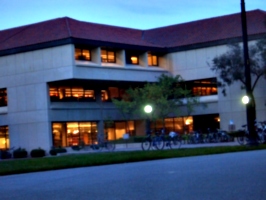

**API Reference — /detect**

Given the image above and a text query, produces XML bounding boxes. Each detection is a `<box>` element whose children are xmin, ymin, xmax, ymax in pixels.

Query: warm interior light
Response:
<box><xmin>130</xmin><ymin>56</ymin><xmax>138</xmax><ymax>64</ymax></box>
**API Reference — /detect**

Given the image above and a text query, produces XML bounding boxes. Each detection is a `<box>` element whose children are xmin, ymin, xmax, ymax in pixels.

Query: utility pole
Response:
<box><xmin>240</xmin><ymin>0</ymin><xmax>258</xmax><ymax>145</ymax></box>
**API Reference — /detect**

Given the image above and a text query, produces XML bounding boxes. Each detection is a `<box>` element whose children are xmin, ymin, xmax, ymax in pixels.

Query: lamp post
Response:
<box><xmin>144</xmin><ymin>105</ymin><xmax>153</xmax><ymax>134</ymax></box>
<box><xmin>240</xmin><ymin>0</ymin><xmax>257</xmax><ymax>145</ymax></box>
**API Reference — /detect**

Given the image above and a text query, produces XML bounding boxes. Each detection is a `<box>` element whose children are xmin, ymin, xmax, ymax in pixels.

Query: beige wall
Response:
<box><xmin>170</xmin><ymin>42</ymin><xmax>266</xmax><ymax>131</ymax></box>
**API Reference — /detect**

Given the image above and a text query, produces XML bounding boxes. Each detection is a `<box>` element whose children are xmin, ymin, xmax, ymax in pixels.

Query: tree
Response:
<box><xmin>112</xmin><ymin>74</ymin><xmax>199</xmax><ymax>130</ymax></box>
<box><xmin>210</xmin><ymin>39</ymin><xmax>266</xmax><ymax>112</ymax></box>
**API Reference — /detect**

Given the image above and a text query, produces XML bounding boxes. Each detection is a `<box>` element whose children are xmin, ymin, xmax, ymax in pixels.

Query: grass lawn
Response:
<box><xmin>0</xmin><ymin>144</ymin><xmax>266</xmax><ymax>176</ymax></box>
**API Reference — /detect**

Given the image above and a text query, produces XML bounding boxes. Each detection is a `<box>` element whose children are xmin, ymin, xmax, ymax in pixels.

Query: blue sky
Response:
<box><xmin>1</xmin><ymin>0</ymin><xmax>265</xmax><ymax>30</ymax></box>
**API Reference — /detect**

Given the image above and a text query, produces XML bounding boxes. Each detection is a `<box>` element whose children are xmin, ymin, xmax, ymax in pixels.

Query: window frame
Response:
<box><xmin>148</xmin><ymin>52</ymin><xmax>159</xmax><ymax>66</ymax></box>
<box><xmin>0</xmin><ymin>88</ymin><xmax>7</xmax><ymax>107</ymax></box>
<box><xmin>75</xmin><ymin>48</ymin><xmax>91</xmax><ymax>61</ymax></box>
<box><xmin>101</xmin><ymin>48</ymin><xmax>116</xmax><ymax>63</ymax></box>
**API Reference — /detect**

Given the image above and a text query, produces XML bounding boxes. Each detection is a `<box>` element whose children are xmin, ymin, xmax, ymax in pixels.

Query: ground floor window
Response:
<box><xmin>152</xmin><ymin>114</ymin><xmax>219</xmax><ymax>135</ymax></box>
<box><xmin>0</xmin><ymin>126</ymin><xmax>9</xmax><ymax>149</ymax></box>
<box><xmin>52</xmin><ymin>122</ymin><xmax>97</xmax><ymax>147</ymax></box>
<box><xmin>104</xmin><ymin>120</ymin><xmax>135</xmax><ymax>140</ymax></box>
<box><xmin>52</xmin><ymin>121</ymin><xmax>136</xmax><ymax>147</ymax></box>
<box><xmin>152</xmin><ymin>116</ymin><xmax>193</xmax><ymax>134</ymax></box>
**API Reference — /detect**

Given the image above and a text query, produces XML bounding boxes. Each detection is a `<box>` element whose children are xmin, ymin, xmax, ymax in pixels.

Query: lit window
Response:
<box><xmin>50</xmin><ymin>86</ymin><xmax>95</xmax><ymax>102</ymax></box>
<box><xmin>108</xmin><ymin>87</ymin><xmax>119</xmax><ymax>99</ymax></box>
<box><xmin>84</xmin><ymin>90</ymin><xmax>95</xmax><ymax>99</ymax></box>
<box><xmin>101</xmin><ymin>90</ymin><xmax>109</xmax><ymax>101</ymax></box>
<box><xmin>72</xmin><ymin>88</ymin><xmax>84</xmax><ymax>98</ymax></box>
<box><xmin>0</xmin><ymin>126</ymin><xmax>9</xmax><ymax>149</ymax></box>
<box><xmin>188</xmin><ymin>78</ymin><xmax>218</xmax><ymax>96</ymax></box>
<box><xmin>75</xmin><ymin>48</ymin><xmax>91</xmax><ymax>61</ymax></box>
<box><xmin>148</xmin><ymin>53</ymin><xmax>158</xmax><ymax>66</ymax></box>
<box><xmin>101</xmin><ymin>49</ymin><xmax>116</xmax><ymax>63</ymax></box>
<box><xmin>130</xmin><ymin>56</ymin><xmax>139</xmax><ymax>64</ymax></box>
<box><xmin>52</xmin><ymin>122</ymin><xmax>98</xmax><ymax>147</ymax></box>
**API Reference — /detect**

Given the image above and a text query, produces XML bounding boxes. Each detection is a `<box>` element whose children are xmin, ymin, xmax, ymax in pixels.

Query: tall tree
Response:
<box><xmin>210</xmin><ymin>39</ymin><xmax>266</xmax><ymax>109</ymax></box>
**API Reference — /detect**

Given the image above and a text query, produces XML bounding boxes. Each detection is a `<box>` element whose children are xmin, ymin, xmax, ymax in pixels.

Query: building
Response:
<box><xmin>0</xmin><ymin>10</ymin><xmax>265</xmax><ymax>151</ymax></box>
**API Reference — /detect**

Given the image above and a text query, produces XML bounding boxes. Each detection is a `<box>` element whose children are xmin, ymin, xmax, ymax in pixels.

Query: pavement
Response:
<box><xmin>1</xmin><ymin>148</ymin><xmax>265</xmax><ymax>200</ymax></box>
<box><xmin>63</xmin><ymin>139</ymin><xmax>241</xmax><ymax>154</ymax></box>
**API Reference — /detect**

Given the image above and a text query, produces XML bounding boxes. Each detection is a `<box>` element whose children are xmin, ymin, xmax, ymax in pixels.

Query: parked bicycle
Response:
<box><xmin>205</xmin><ymin>128</ymin><xmax>219</xmax><ymax>143</ymax></box>
<box><xmin>216</xmin><ymin>129</ymin><xmax>231</xmax><ymax>142</ymax></box>
<box><xmin>188</xmin><ymin>130</ymin><xmax>205</xmax><ymax>144</ymax></box>
<box><xmin>141</xmin><ymin>129</ymin><xmax>165</xmax><ymax>151</ymax></box>
<box><xmin>256</xmin><ymin>121</ymin><xmax>266</xmax><ymax>144</ymax></box>
<box><xmin>78</xmin><ymin>138</ymin><xmax>115</xmax><ymax>152</ymax></box>
<box><xmin>166</xmin><ymin>131</ymin><xmax>181</xmax><ymax>149</ymax></box>
<box><xmin>237</xmin><ymin>120</ymin><xmax>265</xmax><ymax>145</ymax></box>
<box><xmin>91</xmin><ymin>139</ymin><xmax>116</xmax><ymax>151</ymax></box>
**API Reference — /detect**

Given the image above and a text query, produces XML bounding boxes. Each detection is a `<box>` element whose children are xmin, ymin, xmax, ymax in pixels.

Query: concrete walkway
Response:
<box><xmin>64</xmin><ymin>140</ymin><xmax>240</xmax><ymax>155</ymax></box>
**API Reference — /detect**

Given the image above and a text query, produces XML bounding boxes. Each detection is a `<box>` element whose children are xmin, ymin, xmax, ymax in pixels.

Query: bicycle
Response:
<box><xmin>188</xmin><ymin>130</ymin><xmax>205</xmax><ymax>144</ymax></box>
<box><xmin>90</xmin><ymin>139</ymin><xmax>115</xmax><ymax>151</ymax></box>
<box><xmin>256</xmin><ymin>121</ymin><xmax>266</xmax><ymax>144</ymax></box>
<box><xmin>141</xmin><ymin>130</ymin><xmax>165</xmax><ymax>151</ymax></box>
<box><xmin>237</xmin><ymin>121</ymin><xmax>263</xmax><ymax>145</ymax></box>
<box><xmin>166</xmin><ymin>131</ymin><xmax>181</xmax><ymax>149</ymax></box>
<box><xmin>77</xmin><ymin>138</ymin><xmax>115</xmax><ymax>152</ymax></box>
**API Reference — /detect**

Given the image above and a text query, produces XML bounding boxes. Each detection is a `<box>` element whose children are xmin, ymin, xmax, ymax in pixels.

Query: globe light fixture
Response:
<box><xmin>144</xmin><ymin>105</ymin><xmax>152</xmax><ymax>114</ymax></box>
<box><xmin>242</xmin><ymin>95</ymin><xmax>249</xmax><ymax>104</ymax></box>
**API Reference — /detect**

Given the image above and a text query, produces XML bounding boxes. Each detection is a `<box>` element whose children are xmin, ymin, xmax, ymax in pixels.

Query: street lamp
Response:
<box><xmin>144</xmin><ymin>105</ymin><xmax>153</xmax><ymax>134</ymax></box>
<box><xmin>144</xmin><ymin>105</ymin><xmax>152</xmax><ymax>114</ymax></box>
<box><xmin>242</xmin><ymin>95</ymin><xmax>249</xmax><ymax>104</ymax></box>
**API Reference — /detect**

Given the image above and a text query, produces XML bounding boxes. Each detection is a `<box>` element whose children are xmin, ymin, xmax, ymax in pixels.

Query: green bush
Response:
<box><xmin>30</xmin><ymin>148</ymin><xmax>46</xmax><ymax>158</ymax></box>
<box><xmin>0</xmin><ymin>150</ymin><xmax>12</xmax><ymax>159</ymax></box>
<box><xmin>49</xmin><ymin>147</ymin><xmax>67</xmax><ymax>156</ymax></box>
<box><xmin>13</xmin><ymin>148</ymin><xmax>28</xmax><ymax>159</ymax></box>
<box><xmin>133</xmin><ymin>136</ymin><xmax>145</xmax><ymax>143</ymax></box>
<box><xmin>71</xmin><ymin>145</ymin><xmax>81</xmax><ymax>151</ymax></box>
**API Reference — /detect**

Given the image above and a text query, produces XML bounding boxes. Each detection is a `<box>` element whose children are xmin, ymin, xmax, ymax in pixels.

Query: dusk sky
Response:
<box><xmin>1</xmin><ymin>0</ymin><xmax>266</xmax><ymax>31</ymax></box>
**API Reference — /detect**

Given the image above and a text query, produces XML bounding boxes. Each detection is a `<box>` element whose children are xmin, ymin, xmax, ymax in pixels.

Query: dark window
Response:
<box><xmin>75</xmin><ymin>48</ymin><xmax>91</xmax><ymax>61</ymax></box>
<box><xmin>101</xmin><ymin>49</ymin><xmax>116</xmax><ymax>63</ymax></box>
<box><xmin>0</xmin><ymin>88</ymin><xmax>7</xmax><ymax>107</ymax></box>
<box><xmin>148</xmin><ymin>52</ymin><xmax>158</xmax><ymax>66</ymax></box>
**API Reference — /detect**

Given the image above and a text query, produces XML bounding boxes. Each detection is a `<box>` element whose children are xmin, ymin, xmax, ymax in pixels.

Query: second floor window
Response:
<box><xmin>184</xmin><ymin>78</ymin><xmax>218</xmax><ymax>96</ymax></box>
<box><xmin>126</xmin><ymin>51</ymin><xmax>139</xmax><ymax>65</ymax></box>
<box><xmin>101</xmin><ymin>49</ymin><xmax>116</xmax><ymax>63</ymax></box>
<box><xmin>148</xmin><ymin>53</ymin><xmax>158</xmax><ymax>66</ymax></box>
<box><xmin>75</xmin><ymin>48</ymin><xmax>91</xmax><ymax>61</ymax></box>
<box><xmin>0</xmin><ymin>88</ymin><xmax>7</xmax><ymax>107</ymax></box>
<box><xmin>50</xmin><ymin>87</ymin><xmax>95</xmax><ymax>102</ymax></box>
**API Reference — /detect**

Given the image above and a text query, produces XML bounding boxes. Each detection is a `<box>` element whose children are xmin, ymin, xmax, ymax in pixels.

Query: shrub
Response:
<box><xmin>0</xmin><ymin>150</ymin><xmax>12</xmax><ymax>159</ymax></box>
<box><xmin>133</xmin><ymin>136</ymin><xmax>145</xmax><ymax>143</ymax></box>
<box><xmin>49</xmin><ymin>147</ymin><xmax>67</xmax><ymax>156</ymax></box>
<box><xmin>30</xmin><ymin>148</ymin><xmax>46</xmax><ymax>158</ymax></box>
<box><xmin>13</xmin><ymin>148</ymin><xmax>28</xmax><ymax>159</ymax></box>
<box><xmin>71</xmin><ymin>145</ymin><xmax>81</xmax><ymax>151</ymax></box>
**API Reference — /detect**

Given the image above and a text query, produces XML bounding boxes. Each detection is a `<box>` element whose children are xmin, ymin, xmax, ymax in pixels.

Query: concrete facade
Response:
<box><xmin>0</xmin><ymin>10</ymin><xmax>265</xmax><ymax>151</ymax></box>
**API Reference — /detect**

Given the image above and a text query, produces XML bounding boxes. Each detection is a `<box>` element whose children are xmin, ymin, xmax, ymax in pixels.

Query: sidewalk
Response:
<box><xmin>62</xmin><ymin>140</ymin><xmax>240</xmax><ymax>155</ymax></box>
<box><xmin>114</xmin><ymin>140</ymin><xmax>240</xmax><ymax>151</ymax></box>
